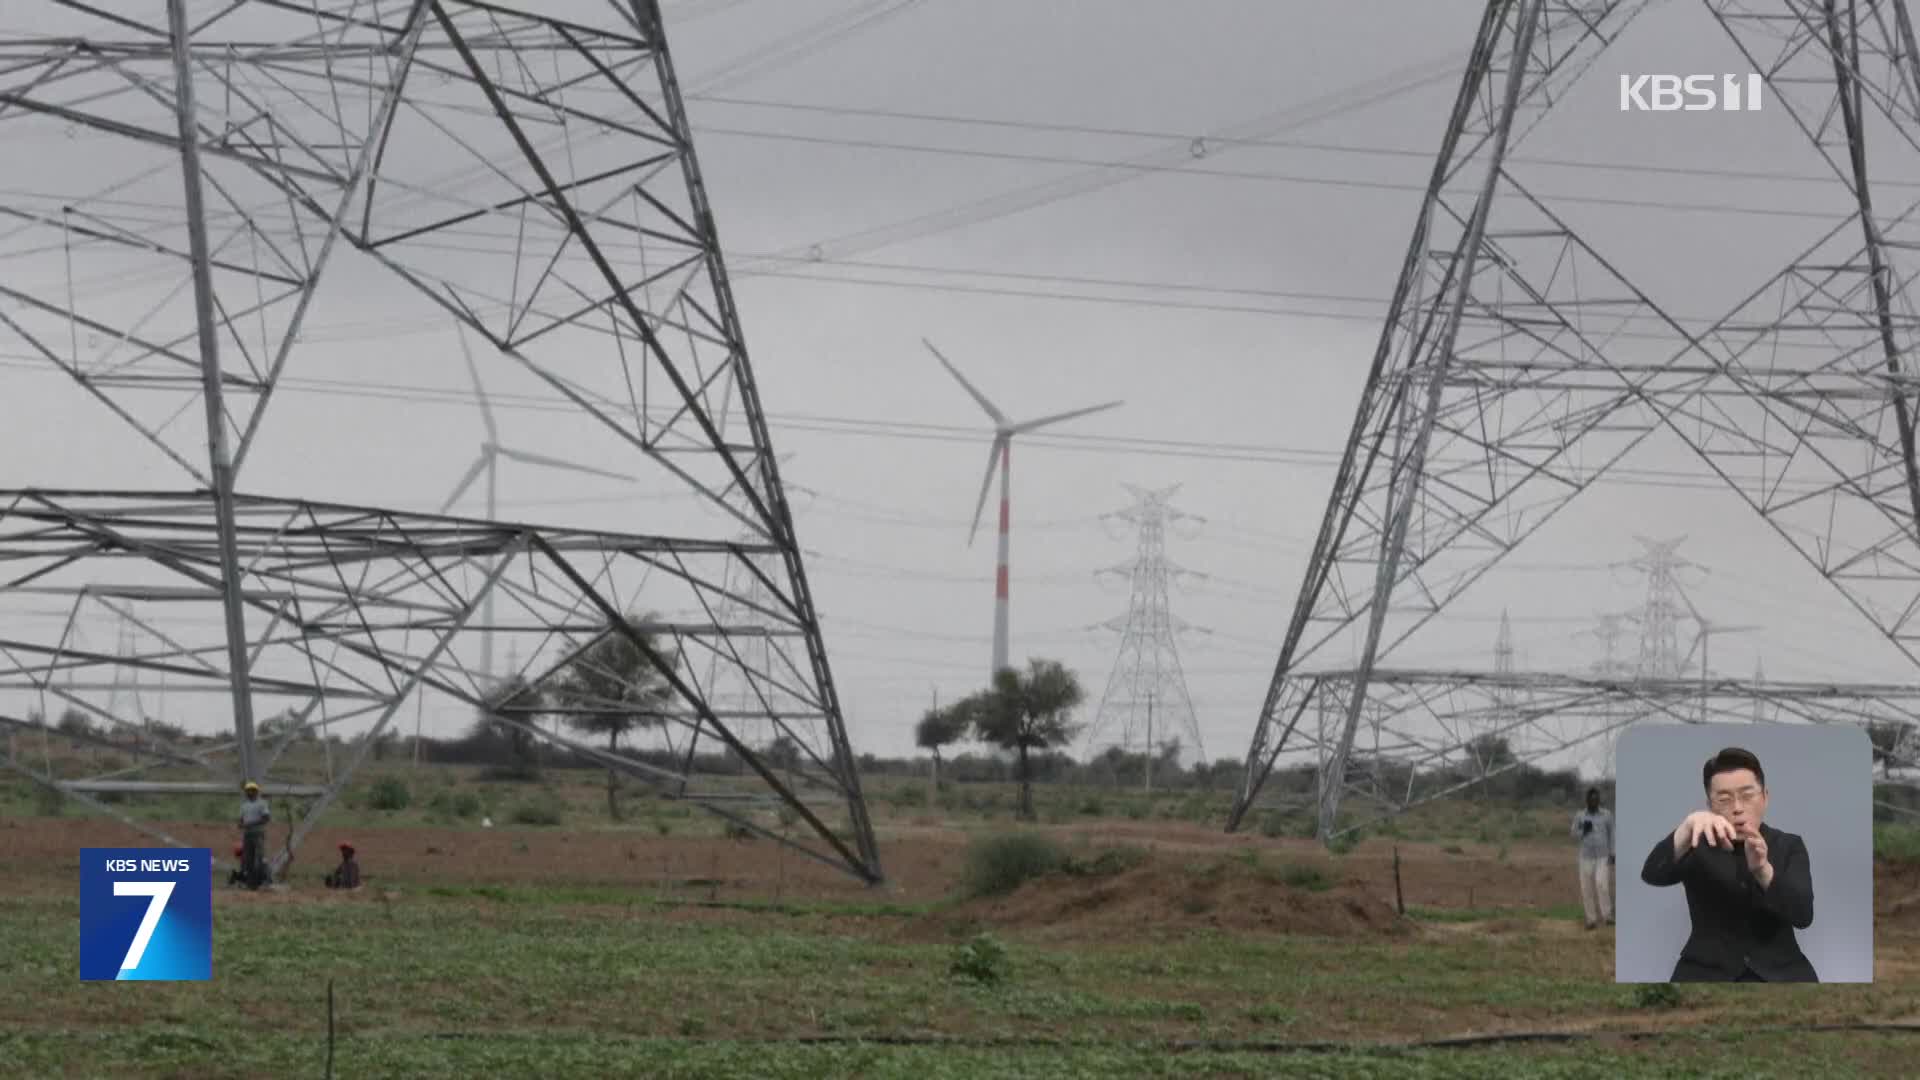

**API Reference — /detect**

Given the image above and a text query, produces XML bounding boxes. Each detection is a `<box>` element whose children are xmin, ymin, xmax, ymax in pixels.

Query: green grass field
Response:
<box><xmin>7</xmin><ymin>763</ymin><xmax>1920</xmax><ymax>1077</ymax></box>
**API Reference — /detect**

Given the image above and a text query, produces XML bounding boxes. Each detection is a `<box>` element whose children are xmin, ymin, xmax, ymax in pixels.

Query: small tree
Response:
<box><xmin>1867</xmin><ymin>720</ymin><xmax>1909</xmax><ymax>777</ymax></box>
<box><xmin>56</xmin><ymin>708</ymin><xmax>93</xmax><ymax>739</ymax></box>
<box><xmin>549</xmin><ymin>613</ymin><xmax>678</xmax><ymax>821</ymax></box>
<box><xmin>469</xmin><ymin>674</ymin><xmax>545</xmax><ymax>780</ymax></box>
<box><xmin>965</xmin><ymin>658</ymin><xmax>1086</xmax><ymax>821</ymax></box>
<box><xmin>915</xmin><ymin>703</ymin><xmax>969</xmax><ymax>796</ymax></box>
<box><xmin>765</xmin><ymin>734</ymin><xmax>805</xmax><ymax>776</ymax></box>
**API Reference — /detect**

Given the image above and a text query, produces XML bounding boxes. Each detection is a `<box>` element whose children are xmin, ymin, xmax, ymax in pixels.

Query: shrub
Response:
<box><xmin>33</xmin><ymin>783</ymin><xmax>64</xmax><ymax>817</ymax></box>
<box><xmin>368</xmin><ymin>777</ymin><xmax>411</xmax><ymax>812</ymax></box>
<box><xmin>1063</xmin><ymin>845</ymin><xmax>1149</xmax><ymax>878</ymax></box>
<box><xmin>510</xmin><ymin>796</ymin><xmax>564</xmax><ymax>826</ymax></box>
<box><xmin>959</xmin><ymin>831</ymin><xmax>1066</xmax><ymax>898</ymax></box>
<box><xmin>1258</xmin><ymin>811</ymin><xmax>1287</xmax><ymax>838</ymax></box>
<box><xmin>1632</xmin><ymin>983</ymin><xmax>1682</xmax><ymax>1010</ymax></box>
<box><xmin>1278</xmin><ymin>864</ymin><xmax>1333</xmax><ymax>892</ymax></box>
<box><xmin>949</xmin><ymin>932</ymin><xmax>1009</xmax><ymax>986</ymax></box>
<box><xmin>428</xmin><ymin>789</ymin><xmax>482</xmax><ymax>820</ymax></box>
<box><xmin>1873</xmin><ymin>824</ymin><xmax>1920</xmax><ymax>863</ymax></box>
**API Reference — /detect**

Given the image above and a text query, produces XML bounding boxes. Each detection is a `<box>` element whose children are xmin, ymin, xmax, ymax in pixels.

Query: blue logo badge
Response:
<box><xmin>79</xmin><ymin>848</ymin><xmax>212</xmax><ymax>981</ymax></box>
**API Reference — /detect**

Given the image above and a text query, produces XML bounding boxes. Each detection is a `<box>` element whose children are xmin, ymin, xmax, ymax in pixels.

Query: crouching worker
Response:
<box><xmin>226</xmin><ymin>843</ymin><xmax>247</xmax><ymax>887</ymax></box>
<box><xmin>324</xmin><ymin>842</ymin><xmax>361</xmax><ymax>889</ymax></box>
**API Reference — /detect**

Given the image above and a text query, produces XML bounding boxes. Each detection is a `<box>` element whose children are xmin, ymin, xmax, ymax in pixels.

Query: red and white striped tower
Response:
<box><xmin>922</xmin><ymin>339</ymin><xmax>1122</xmax><ymax>681</ymax></box>
<box><xmin>992</xmin><ymin>439</ymin><xmax>1012</xmax><ymax>675</ymax></box>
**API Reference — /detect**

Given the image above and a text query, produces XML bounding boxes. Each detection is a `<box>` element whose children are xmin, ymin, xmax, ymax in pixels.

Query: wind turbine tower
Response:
<box><xmin>439</xmin><ymin>326</ymin><xmax>637</xmax><ymax>682</ymax></box>
<box><xmin>923</xmin><ymin>339</ymin><xmax>1121</xmax><ymax>677</ymax></box>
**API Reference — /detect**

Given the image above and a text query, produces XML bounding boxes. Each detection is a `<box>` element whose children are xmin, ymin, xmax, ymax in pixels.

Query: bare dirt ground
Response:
<box><xmin>10</xmin><ymin>813</ymin><xmax>1920</xmax><ymax>946</ymax></box>
<box><xmin>1</xmin><ymin>815</ymin><xmax>1581</xmax><ymax>908</ymax></box>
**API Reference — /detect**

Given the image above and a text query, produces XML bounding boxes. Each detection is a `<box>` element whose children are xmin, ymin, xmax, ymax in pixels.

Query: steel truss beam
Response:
<box><xmin>1232</xmin><ymin>0</ymin><xmax>1920</xmax><ymax>842</ymax></box>
<box><xmin>0</xmin><ymin>2</ymin><xmax>878</xmax><ymax>881</ymax></box>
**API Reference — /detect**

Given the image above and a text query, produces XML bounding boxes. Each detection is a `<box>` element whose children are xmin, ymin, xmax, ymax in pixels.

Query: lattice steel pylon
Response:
<box><xmin>1623</xmin><ymin>537</ymin><xmax>1696</xmax><ymax>683</ymax></box>
<box><xmin>1229</xmin><ymin>0</ymin><xmax>1920</xmax><ymax>843</ymax></box>
<box><xmin>0</xmin><ymin>0</ymin><xmax>881</xmax><ymax>882</ymax></box>
<box><xmin>1083</xmin><ymin>484</ymin><xmax>1204</xmax><ymax>765</ymax></box>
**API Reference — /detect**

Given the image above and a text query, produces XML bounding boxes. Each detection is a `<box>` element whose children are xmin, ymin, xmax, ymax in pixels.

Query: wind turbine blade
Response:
<box><xmin>967</xmin><ymin>435</ymin><xmax>1006</xmax><ymax>546</ymax></box>
<box><xmin>1010</xmin><ymin>399</ymin><xmax>1123</xmax><ymax>434</ymax></box>
<box><xmin>494</xmin><ymin>446</ymin><xmax>636</xmax><ymax>483</ymax></box>
<box><xmin>924</xmin><ymin>339</ymin><xmax>1008</xmax><ymax>426</ymax></box>
<box><xmin>437</xmin><ymin>452</ymin><xmax>492</xmax><ymax>515</ymax></box>
<box><xmin>456</xmin><ymin>324</ymin><xmax>499</xmax><ymax>444</ymax></box>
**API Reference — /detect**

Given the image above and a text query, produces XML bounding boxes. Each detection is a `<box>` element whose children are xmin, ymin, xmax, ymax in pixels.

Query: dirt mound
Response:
<box><xmin>909</xmin><ymin>855</ymin><xmax>1414</xmax><ymax>943</ymax></box>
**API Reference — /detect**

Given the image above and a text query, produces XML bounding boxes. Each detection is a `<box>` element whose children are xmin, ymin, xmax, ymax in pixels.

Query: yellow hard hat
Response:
<box><xmin>243</xmin><ymin>780</ymin><xmax>260</xmax><ymax>792</ymax></box>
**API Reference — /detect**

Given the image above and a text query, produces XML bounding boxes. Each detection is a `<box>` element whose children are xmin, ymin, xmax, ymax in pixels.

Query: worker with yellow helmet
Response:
<box><xmin>237</xmin><ymin>780</ymin><xmax>270</xmax><ymax>889</ymax></box>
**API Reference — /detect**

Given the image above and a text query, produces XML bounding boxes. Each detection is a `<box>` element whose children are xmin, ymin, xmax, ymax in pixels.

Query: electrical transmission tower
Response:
<box><xmin>1583</xmin><ymin>613</ymin><xmax>1636</xmax><ymax>779</ymax></box>
<box><xmin>1231</xmin><ymin>0</ymin><xmax>1920</xmax><ymax>843</ymax></box>
<box><xmin>1622</xmin><ymin>537</ymin><xmax>1695</xmax><ymax>684</ymax></box>
<box><xmin>1471</xmin><ymin>611</ymin><xmax>1519</xmax><ymax>779</ymax></box>
<box><xmin>1084</xmin><ymin>484</ymin><xmax>1204</xmax><ymax>771</ymax></box>
<box><xmin>0</xmin><ymin>1</ymin><xmax>880</xmax><ymax>882</ymax></box>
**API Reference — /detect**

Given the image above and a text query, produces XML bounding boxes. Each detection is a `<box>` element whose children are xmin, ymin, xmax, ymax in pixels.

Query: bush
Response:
<box><xmin>428</xmin><ymin>789</ymin><xmax>483</xmax><ymax>820</ymax></box>
<box><xmin>1631</xmin><ymin>983</ymin><xmax>1682</xmax><ymax>1010</ymax></box>
<box><xmin>1063</xmin><ymin>845</ymin><xmax>1149</xmax><ymax>878</ymax></box>
<box><xmin>1874</xmin><ymin>824</ymin><xmax>1920</xmax><ymax>863</ymax></box>
<box><xmin>1258</xmin><ymin>811</ymin><xmax>1287</xmax><ymax>838</ymax></box>
<box><xmin>33</xmin><ymin>783</ymin><xmax>64</xmax><ymax>817</ymax></box>
<box><xmin>959</xmin><ymin>831</ymin><xmax>1066</xmax><ymax>898</ymax></box>
<box><xmin>510</xmin><ymin>796</ymin><xmax>565</xmax><ymax>826</ymax></box>
<box><xmin>949</xmin><ymin>932</ymin><xmax>1009</xmax><ymax>986</ymax></box>
<box><xmin>368</xmin><ymin>777</ymin><xmax>411</xmax><ymax>812</ymax></box>
<box><xmin>1277</xmin><ymin>864</ymin><xmax>1332</xmax><ymax>892</ymax></box>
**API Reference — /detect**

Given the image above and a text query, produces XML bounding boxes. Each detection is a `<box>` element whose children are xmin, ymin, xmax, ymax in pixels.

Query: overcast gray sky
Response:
<box><xmin>5</xmin><ymin>0</ymin><xmax>1919</xmax><ymax>773</ymax></box>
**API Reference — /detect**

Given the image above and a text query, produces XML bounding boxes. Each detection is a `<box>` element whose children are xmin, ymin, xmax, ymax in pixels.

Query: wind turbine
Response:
<box><xmin>923</xmin><ymin>338</ymin><xmax>1122</xmax><ymax>678</ymax></box>
<box><xmin>1674</xmin><ymin>583</ymin><xmax>1760</xmax><ymax>725</ymax></box>
<box><xmin>440</xmin><ymin>326</ymin><xmax>638</xmax><ymax>680</ymax></box>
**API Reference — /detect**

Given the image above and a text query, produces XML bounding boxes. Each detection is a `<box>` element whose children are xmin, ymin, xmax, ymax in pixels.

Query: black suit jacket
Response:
<box><xmin>1639</xmin><ymin>822</ymin><xmax>1817</xmax><ymax>982</ymax></box>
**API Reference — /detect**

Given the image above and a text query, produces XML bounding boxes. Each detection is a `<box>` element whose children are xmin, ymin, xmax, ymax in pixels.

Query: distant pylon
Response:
<box><xmin>106</xmin><ymin>613</ymin><xmax>145</xmax><ymax>739</ymax></box>
<box><xmin>1623</xmin><ymin>537</ymin><xmax>1696</xmax><ymax>683</ymax></box>
<box><xmin>1084</xmin><ymin>484</ymin><xmax>1204</xmax><ymax>765</ymax></box>
<box><xmin>1475</xmin><ymin>610</ymin><xmax>1517</xmax><ymax>779</ymax></box>
<box><xmin>1584</xmin><ymin>613</ymin><xmax>1635</xmax><ymax>778</ymax></box>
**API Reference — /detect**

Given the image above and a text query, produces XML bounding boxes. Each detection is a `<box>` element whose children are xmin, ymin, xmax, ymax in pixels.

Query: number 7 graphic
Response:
<box><xmin>113</xmin><ymin>881</ymin><xmax>175</xmax><ymax>972</ymax></box>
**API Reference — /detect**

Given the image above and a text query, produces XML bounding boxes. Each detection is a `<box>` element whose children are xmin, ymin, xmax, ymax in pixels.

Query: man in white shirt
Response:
<box><xmin>1571</xmin><ymin>786</ymin><xmax>1615</xmax><ymax>929</ymax></box>
<box><xmin>238</xmin><ymin>780</ymin><xmax>270</xmax><ymax>889</ymax></box>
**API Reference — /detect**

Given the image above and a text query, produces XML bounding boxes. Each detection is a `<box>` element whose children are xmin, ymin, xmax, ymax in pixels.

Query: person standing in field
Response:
<box><xmin>238</xmin><ymin>780</ymin><xmax>270</xmax><ymax>889</ymax></box>
<box><xmin>1572</xmin><ymin>785</ymin><xmax>1615</xmax><ymax>929</ymax></box>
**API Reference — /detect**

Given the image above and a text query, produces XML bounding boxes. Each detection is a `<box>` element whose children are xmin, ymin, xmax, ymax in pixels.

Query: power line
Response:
<box><xmin>683</xmin><ymin>93</ymin><xmax>1920</xmax><ymax>193</ymax></box>
<box><xmin>0</xmin><ymin>351</ymin><xmax>1870</xmax><ymax>498</ymax></box>
<box><xmin>683</xmin><ymin>124</ymin><xmax>1853</xmax><ymax>224</ymax></box>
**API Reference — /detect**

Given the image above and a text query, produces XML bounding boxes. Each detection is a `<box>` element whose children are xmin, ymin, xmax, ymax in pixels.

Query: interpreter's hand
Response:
<box><xmin>1677</xmin><ymin>810</ymin><xmax>1737</xmax><ymax>850</ymax></box>
<box><xmin>1741</xmin><ymin>822</ymin><xmax>1769</xmax><ymax>876</ymax></box>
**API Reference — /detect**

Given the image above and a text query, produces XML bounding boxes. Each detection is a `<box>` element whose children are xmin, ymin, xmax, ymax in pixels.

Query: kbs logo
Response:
<box><xmin>79</xmin><ymin>848</ymin><xmax>212</xmax><ymax>980</ymax></box>
<box><xmin>1620</xmin><ymin>73</ymin><xmax>1763</xmax><ymax>111</ymax></box>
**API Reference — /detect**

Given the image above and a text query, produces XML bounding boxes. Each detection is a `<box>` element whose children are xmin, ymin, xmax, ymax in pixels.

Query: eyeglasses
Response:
<box><xmin>1710</xmin><ymin>786</ymin><xmax>1763</xmax><ymax>810</ymax></box>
